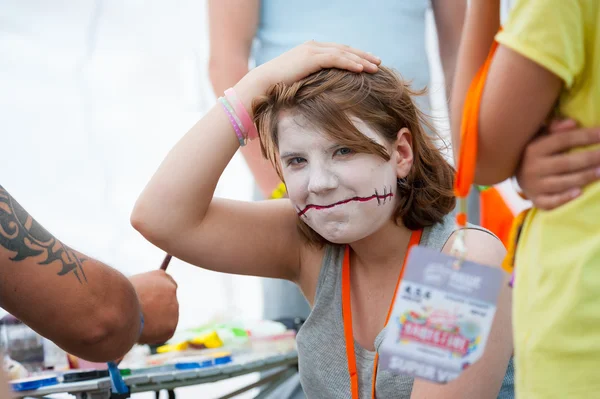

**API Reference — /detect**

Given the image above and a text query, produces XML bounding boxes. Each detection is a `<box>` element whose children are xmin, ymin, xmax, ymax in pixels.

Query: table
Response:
<box><xmin>13</xmin><ymin>350</ymin><xmax>298</xmax><ymax>399</ymax></box>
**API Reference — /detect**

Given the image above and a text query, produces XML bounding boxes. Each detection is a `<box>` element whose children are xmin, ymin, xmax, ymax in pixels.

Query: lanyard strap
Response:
<box><xmin>454</xmin><ymin>29</ymin><xmax>524</xmax><ymax>280</ymax></box>
<box><xmin>342</xmin><ymin>229</ymin><xmax>423</xmax><ymax>399</ymax></box>
<box><xmin>451</xmin><ymin>34</ymin><xmax>500</xmax><ymax>267</ymax></box>
<box><xmin>454</xmin><ymin>37</ymin><xmax>499</xmax><ymax>202</ymax></box>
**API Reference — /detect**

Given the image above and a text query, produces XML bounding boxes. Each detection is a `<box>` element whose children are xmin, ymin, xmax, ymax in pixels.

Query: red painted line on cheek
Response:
<box><xmin>297</xmin><ymin>192</ymin><xmax>393</xmax><ymax>217</ymax></box>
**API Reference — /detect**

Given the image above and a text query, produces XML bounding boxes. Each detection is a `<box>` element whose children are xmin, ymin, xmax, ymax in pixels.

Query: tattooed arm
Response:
<box><xmin>0</xmin><ymin>184</ymin><xmax>142</xmax><ymax>362</ymax></box>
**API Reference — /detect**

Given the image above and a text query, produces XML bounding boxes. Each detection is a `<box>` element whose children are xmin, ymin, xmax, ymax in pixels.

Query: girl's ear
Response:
<box><xmin>393</xmin><ymin>127</ymin><xmax>414</xmax><ymax>179</ymax></box>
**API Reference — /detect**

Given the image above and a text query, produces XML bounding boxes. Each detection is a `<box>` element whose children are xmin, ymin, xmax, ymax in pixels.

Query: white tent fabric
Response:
<box><xmin>1</xmin><ymin>2</ymin><xmax>260</xmax><ymax>395</ymax></box>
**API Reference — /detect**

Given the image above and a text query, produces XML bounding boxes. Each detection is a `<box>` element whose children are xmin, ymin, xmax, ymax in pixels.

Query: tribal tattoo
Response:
<box><xmin>297</xmin><ymin>185</ymin><xmax>394</xmax><ymax>217</ymax></box>
<box><xmin>0</xmin><ymin>185</ymin><xmax>88</xmax><ymax>283</ymax></box>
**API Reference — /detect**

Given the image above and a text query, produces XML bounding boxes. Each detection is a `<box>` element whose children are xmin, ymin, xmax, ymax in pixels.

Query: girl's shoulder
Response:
<box><xmin>424</xmin><ymin>214</ymin><xmax>505</xmax><ymax>263</ymax></box>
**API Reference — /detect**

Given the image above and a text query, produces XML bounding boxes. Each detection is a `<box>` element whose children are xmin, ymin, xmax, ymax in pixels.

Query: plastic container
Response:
<box><xmin>0</xmin><ymin>315</ymin><xmax>44</xmax><ymax>372</ymax></box>
<box><xmin>42</xmin><ymin>339</ymin><xmax>68</xmax><ymax>371</ymax></box>
<box><xmin>249</xmin><ymin>330</ymin><xmax>297</xmax><ymax>354</ymax></box>
<box><xmin>3</xmin><ymin>355</ymin><xmax>28</xmax><ymax>380</ymax></box>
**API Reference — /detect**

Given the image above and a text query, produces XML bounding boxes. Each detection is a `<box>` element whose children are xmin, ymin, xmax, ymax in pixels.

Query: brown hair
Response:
<box><xmin>252</xmin><ymin>67</ymin><xmax>456</xmax><ymax>245</ymax></box>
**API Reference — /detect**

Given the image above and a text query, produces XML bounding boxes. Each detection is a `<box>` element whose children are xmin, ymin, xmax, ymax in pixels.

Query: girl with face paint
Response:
<box><xmin>133</xmin><ymin>42</ymin><xmax>514</xmax><ymax>399</ymax></box>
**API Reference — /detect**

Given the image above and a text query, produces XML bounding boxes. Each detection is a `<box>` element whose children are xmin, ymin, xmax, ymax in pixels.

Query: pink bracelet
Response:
<box><xmin>219</xmin><ymin>97</ymin><xmax>246</xmax><ymax>146</ymax></box>
<box><xmin>224</xmin><ymin>87</ymin><xmax>259</xmax><ymax>141</ymax></box>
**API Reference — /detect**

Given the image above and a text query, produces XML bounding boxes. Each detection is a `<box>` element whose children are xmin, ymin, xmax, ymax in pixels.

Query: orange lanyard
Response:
<box><xmin>454</xmin><ymin>34</ymin><xmax>500</xmax><ymax>226</ymax></box>
<box><xmin>455</xmin><ymin>30</ymin><xmax>527</xmax><ymax>280</ymax></box>
<box><xmin>341</xmin><ymin>229</ymin><xmax>423</xmax><ymax>399</ymax></box>
<box><xmin>448</xmin><ymin>34</ymin><xmax>501</xmax><ymax>270</ymax></box>
<box><xmin>454</xmin><ymin>32</ymin><xmax>528</xmax><ymax>279</ymax></box>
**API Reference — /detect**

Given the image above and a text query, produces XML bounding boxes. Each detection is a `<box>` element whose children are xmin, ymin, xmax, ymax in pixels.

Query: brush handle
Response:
<box><xmin>160</xmin><ymin>254</ymin><xmax>172</xmax><ymax>271</ymax></box>
<box><xmin>107</xmin><ymin>361</ymin><xmax>128</xmax><ymax>394</ymax></box>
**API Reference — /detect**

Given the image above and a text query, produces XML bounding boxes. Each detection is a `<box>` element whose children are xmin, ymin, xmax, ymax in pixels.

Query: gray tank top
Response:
<box><xmin>296</xmin><ymin>215</ymin><xmax>515</xmax><ymax>398</ymax></box>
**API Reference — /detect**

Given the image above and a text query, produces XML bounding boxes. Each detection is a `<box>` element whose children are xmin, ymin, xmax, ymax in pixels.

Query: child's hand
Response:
<box><xmin>516</xmin><ymin>119</ymin><xmax>600</xmax><ymax>210</ymax></box>
<box><xmin>233</xmin><ymin>41</ymin><xmax>380</xmax><ymax>109</ymax></box>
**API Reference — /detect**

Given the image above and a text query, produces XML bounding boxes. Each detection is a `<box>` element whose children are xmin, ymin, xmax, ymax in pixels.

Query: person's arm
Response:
<box><xmin>450</xmin><ymin>0</ymin><xmax>501</xmax><ymax>164</ymax></box>
<box><xmin>451</xmin><ymin>0</ymin><xmax>584</xmax><ymax>186</ymax></box>
<box><xmin>469</xmin><ymin>46</ymin><xmax>563</xmax><ymax>185</ymax></box>
<box><xmin>208</xmin><ymin>0</ymin><xmax>258</xmax><ymax>96</ymax></box>
<box><xmin>411</xmin><ymin>230</ymin><xmax>513</xmax><ymax>399</ymax></box>
<box><xmin>131</xmin><ymin>42</ymin><xmax>380</xmax><ymax>283</ymax></box>
<box><xmin>431</xmin><ymin>0</ymin><xmax>467</xmax><ymax>102</ymax></box>
<box><xmin>208</xmin><ymin>0</ymin><xmax>280</xmax><ymax>198</ymax></box>
<box><xmin>0</xmin><ymin>184</ymin><xmax>140</xmax><ymax>362</ymax></box>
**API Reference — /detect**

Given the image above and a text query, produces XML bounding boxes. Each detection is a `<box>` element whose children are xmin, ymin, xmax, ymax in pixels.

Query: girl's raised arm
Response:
<box><xmin>131</xmin><ymin>42</ymin><xmax>380</xmax><ymax>280</ymax></box>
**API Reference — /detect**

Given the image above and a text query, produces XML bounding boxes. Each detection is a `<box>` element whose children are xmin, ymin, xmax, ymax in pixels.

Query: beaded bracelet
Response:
<box><xmin>224</xmin><ymin>88</ymin><xmax>258</xmax><ymax>141</ymax></box>
<box><xmin>219</xmin><ymin>95</ymin><xmax>246</xmax><ymax>136</ymax></box>
<box><xmin>218</xmin><ymin>97</ymin><xmax>246</xmax><ymax>146</ymax></box>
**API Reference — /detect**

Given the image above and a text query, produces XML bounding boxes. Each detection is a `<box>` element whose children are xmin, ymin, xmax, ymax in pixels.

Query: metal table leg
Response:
<box><xmin>253</xmin><ymin>368</ymin><xmax>297</xmax><ymax>399</ymax></box>
<box><xmin>216</xmin><ymin>367</ymin><xmax>297</xmax><ymax>399</ymax></box>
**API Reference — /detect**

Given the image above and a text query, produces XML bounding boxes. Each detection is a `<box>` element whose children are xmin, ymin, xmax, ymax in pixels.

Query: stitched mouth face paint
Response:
<box><xmin>297</xmin><ymin>186</ymin><xmax>394</xmax><ymax>217</ymax></box>
<box><xmin>278</xmin><ymin>114</ymin><xmax>402</xmax><ymax>244</ymax></box>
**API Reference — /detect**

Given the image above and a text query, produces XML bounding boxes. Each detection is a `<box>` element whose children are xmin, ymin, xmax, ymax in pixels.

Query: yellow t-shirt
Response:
<box><xmin>496</xmin><ymin>1</ymin><xmax>600</xmax><ymax>398</ymax></box>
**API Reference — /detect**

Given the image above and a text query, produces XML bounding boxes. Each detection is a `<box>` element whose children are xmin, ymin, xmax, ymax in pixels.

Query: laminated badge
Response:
<box><xmin>379</xmin><ymin>246</ymin><xmax>503</xmax><ymax>383</ymax></box>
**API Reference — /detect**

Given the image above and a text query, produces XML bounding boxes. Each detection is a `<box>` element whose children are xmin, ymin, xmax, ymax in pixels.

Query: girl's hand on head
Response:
<box><xmin>234</xmin><ymin>41</ymin><xmax>380</xmax><ymax>107</ymax></box>
<box><xmin>516</xmin><ymin>118</ymin><xmax>600</xmax><ymax>210</ymax></box>
<box><xmin>265</xmin><ymin>41</ymin><xmax>380</xmax><ymax>84</ymax></box>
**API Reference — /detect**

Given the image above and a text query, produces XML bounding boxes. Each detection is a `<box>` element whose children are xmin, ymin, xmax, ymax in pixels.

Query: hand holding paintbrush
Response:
<box><xmin>107</xmin><ymin>254</ymin><xmax>178</xmax><ymax>392</ymax></box>
<box><xmin>127</xmin><ymin>255</ymin><xmax>179</xmax><ymax>344</ymax></box>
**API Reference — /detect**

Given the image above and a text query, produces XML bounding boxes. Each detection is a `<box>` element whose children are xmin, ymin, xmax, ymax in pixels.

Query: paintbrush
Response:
<box><xmin>160</xmin><ymin>254</ymin><xmax>172</xmax><ymax>271</ymax></box>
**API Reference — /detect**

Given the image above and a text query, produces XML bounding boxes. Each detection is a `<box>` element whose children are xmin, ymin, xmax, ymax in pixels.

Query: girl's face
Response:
<box><xmin>277</xmin><ymin>113</ymin><xmax>400</xmax><ymax>244</ymax></box>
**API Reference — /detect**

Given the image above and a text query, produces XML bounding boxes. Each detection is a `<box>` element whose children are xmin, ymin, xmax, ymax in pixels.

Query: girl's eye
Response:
<box><xmin>288</xmin><ymin>157</ymin><xmax>306</xmax><ymax>166</ymax></box>
<box><xmin>334</xmin><ymin>147</ymin><xmax>354</xmax><ymax>156</ymax></box>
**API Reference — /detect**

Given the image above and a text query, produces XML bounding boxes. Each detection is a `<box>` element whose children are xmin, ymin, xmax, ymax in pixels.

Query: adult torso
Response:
<box><xmin>254</xmin><ymin>0</ymin><xmax>432</xmax><ymax>113</ymax></box>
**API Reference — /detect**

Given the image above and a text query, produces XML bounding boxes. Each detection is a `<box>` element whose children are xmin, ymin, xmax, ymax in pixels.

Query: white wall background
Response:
<box><xmin>0</xmin><ymin>0</ymin><xmax>260</xmax><ymax>328</ymax></box>
<box><xmin>0</xmin><ymin>0</ymin><xmax>515</xmax><ymax>396</ymax></box>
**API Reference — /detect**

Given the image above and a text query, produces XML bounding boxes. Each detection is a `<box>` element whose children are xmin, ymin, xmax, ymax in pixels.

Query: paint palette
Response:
<box><xmin>167</xmin><ymin>352</ymin><xmax>233</xmax><ymax>369</ymax></box>
<box><xmin>62</xmin><ymin>369</ymin><xmax>110</xmax><ymax>383</ymax></box>
<box><xmin>10</xmin><ymin>375</ymin><xmax>59</xmax><ymax>392</ymax></box>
